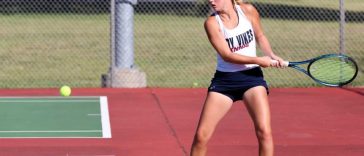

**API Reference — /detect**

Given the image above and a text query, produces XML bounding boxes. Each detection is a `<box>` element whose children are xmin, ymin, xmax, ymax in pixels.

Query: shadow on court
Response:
<box><xmin>0</xmin><ymin>87</ymin><xmax>363</xmax><ymax>156</ymax></box>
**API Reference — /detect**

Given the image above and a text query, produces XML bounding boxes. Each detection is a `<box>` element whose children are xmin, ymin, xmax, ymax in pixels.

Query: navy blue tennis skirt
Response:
<box><xmin>208</xmin><ymin>67</ymin><xmax>269</xmax><ymax>102</ymax></box>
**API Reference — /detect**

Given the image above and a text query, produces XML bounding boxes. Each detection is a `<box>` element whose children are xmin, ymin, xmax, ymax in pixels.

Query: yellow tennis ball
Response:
<box><xmin>60</xmin><ymin>85</ymin><xmax>71</xmax><ymax>96</ymax></box>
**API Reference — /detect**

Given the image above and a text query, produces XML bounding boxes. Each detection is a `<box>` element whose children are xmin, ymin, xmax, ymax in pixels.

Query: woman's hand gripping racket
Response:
<box><xmin>272</xmin><ymin>54</ymin><xmax>359</xmax><ymax>87</ymax></box>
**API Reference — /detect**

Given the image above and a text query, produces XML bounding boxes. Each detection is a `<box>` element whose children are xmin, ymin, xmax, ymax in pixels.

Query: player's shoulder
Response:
<box><xmin>237</xmin><ymin>2</ymin><xmax>259</xmax><ymax>15</ymax></box>
<box><xmin>206</xmin><ymin>12</ymin><xmax>218</xmax><ymax>22</ymax></box>
<box><xmin>204</xmin><ymin>13</ymin><xmax>218</xmax><ymax>28</ymax></box>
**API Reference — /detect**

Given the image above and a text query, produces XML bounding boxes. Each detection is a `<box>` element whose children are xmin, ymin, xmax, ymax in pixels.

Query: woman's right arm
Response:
<box><xmin>204</xmin><ymin>17</ymin><xmax>272</xmax><ymax>68</ymax></box>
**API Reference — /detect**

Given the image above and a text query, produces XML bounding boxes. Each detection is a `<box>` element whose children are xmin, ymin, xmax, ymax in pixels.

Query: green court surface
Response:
<box><xmin>0</xmin><ymin>96</ymin><xmax>111</xmax><ymax>138</ymax></box>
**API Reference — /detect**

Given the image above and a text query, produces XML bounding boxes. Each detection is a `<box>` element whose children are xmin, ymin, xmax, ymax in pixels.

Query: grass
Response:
<box><xmin>0</xmin><ymin>2</ymin><xmax>363</xmax><ymax>88</ymax></box>
<box><xmin>0</xmin><ymin>14</ymin><xmax>110</xmax><ymax>88</ymax></box>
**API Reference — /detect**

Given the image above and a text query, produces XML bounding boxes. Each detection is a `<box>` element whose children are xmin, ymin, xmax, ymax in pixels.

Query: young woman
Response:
<box><xmin>190</xmin><ymin>0</ymin><xmax>285</xmax><ymax>156</ymax></box>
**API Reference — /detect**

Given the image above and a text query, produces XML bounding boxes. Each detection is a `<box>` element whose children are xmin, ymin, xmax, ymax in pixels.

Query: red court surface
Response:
<box><xmin>0</xmin><ymin>87</ymin><xmax>363</xmax><ymax>156</ymax></box>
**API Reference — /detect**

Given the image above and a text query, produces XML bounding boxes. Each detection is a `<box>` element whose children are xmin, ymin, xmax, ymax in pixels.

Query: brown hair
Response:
<box><xmin>231</xmin><ymin>0</ymin><xmax>242</xmax><ymax>4</ymax></box>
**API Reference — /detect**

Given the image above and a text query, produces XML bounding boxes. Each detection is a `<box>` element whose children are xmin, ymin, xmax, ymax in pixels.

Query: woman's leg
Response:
<box><xmin>190</xmin><ymin>92</ymin><xmax>234</xmax><ymax>156</ymax></box>
<box><xmin>243</xmin><ymin>86</ymin><xmax>274</xmax><ymax>156</ymax></box>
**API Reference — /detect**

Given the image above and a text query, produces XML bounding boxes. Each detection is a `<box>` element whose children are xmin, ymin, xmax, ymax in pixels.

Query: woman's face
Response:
<box><xmin>208</xmin><ymin>0</ymin><xmax>227</xmax><ymax>11</ymax></box>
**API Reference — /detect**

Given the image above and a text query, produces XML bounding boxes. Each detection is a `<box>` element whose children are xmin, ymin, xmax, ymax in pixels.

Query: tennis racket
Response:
<box><xmin>272</xmin><ymin>54</ymin><xmax>359</xmax><ymax>87</ymax></box>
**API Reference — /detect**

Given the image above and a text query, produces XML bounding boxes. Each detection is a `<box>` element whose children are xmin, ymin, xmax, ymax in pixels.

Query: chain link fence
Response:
<box><xmin>0</xmin><ymin>0</ymin><xmax>363</xmax><ymax>88</ymax></box>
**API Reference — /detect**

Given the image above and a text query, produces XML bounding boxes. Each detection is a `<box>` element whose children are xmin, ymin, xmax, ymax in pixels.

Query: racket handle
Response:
<box><xmin>271</xmin><ymin>60</ymin><xmax>289</xmax><ymax>67</ymax></box>
<box><xmin>283</xmin><ymin>61</ymin><xmax>289</xmax><ymax>67</ymax></box>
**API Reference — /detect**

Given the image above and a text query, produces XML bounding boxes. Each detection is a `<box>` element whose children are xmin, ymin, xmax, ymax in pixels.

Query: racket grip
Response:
<box><xmin>283</xmin><ymin>61</ymin><xmax>289</xmax><ymax>67</ymax></box>
<box><xmin>271</xmin><ymin>60</ymin><xmax>289</xmax><ymax>67</ymax></box>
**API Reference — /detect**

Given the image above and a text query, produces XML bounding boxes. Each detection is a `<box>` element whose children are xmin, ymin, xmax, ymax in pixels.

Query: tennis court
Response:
<box><xmin>0</xmin><ymin>96</ymin><xmax>111</xmax><ymax>138</ymax></box>
<box><xmin>1</xmin><ymin>0</ymin><xmax>363</xmax><ymax>156</ymax></box>
<box><xmin>0</xmin><ymin>87</ymin><xmax>362</xmax><ymax>156</ymax></box>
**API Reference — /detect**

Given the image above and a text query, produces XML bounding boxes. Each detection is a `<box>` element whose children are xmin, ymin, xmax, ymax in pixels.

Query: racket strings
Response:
<box><xmin>309</xmin><ymin>57</ymin><xmax>357</xmax><ymax>85</ymax></box>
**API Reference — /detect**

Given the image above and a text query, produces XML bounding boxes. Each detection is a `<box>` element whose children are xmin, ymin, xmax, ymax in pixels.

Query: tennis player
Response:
<box><xmin>190</xmin><ymin>0</ymin><xmax>284</xmax><ymax>156</ymax></box>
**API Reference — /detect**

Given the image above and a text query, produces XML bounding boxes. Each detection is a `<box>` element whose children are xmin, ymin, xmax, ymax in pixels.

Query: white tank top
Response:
<box><xmin>214</xmin><ymin>5</ymin><xmax>258</xmax><ymax>72</ymax></box>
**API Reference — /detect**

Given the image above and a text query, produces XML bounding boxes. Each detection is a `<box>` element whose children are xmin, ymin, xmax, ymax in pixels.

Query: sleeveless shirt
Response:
<box><xmin>214</xmin><ymin>5</ymin><xmax>259</xmax><ymax>72</ymax></box>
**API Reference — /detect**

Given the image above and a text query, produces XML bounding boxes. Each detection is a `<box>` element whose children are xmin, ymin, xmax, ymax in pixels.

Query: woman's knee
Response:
<box><xmin>255</xmin><ymin>127</ymin><xmax>273</xmax><ymax>141</ymax></box>
<box><xmin>194</xmin><ymin>128</ymin><xmax>213</xmax><ymax>146</ymax></box>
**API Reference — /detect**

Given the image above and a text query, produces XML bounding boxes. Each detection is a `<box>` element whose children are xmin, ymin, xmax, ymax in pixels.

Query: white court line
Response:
<box><xmin>0</xmin><ymin>130</ymin><xmax>102</xmax><ymax>133</ymax></box>
<box><xmin>0</xmin><ymin>100</ymin><xmax>99</xmax><ymax>103</ymax></box>
<box><xmin>0</xmin><ymin>96</ymin><xmax>100</xmax><ymax>103</ymax></box>
<box><xmin>100</xmin><ymin>96</ymin><xmax>112</xmax><ymax>138</ymax></box>
<box><xmin>0</xmin><ymin>96</ymin><xmax>101</xmax><ymax>98</ymax></box>
<box><xmin>0</xmin><ymin>137</ymin><xmax>104</xmax><ymax>139</ymax></box>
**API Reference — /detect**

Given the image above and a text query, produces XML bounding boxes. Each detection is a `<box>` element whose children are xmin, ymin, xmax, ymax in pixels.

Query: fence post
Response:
<box><xmin>339</xmin><ymin>0</ymin><xmax>345</xmax><ymax>54</ymax></box>
<box><xmin>102</xmin><ymin>0</ymin><xmax>147</xmax><ymax>88</ymax></box>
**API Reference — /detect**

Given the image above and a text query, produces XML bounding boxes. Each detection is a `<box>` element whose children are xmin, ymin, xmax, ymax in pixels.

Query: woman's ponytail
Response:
<box><xmin>232</xmin><ymin>0</ymin><xmax>242</xmax><ymax>5</ymax></box>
